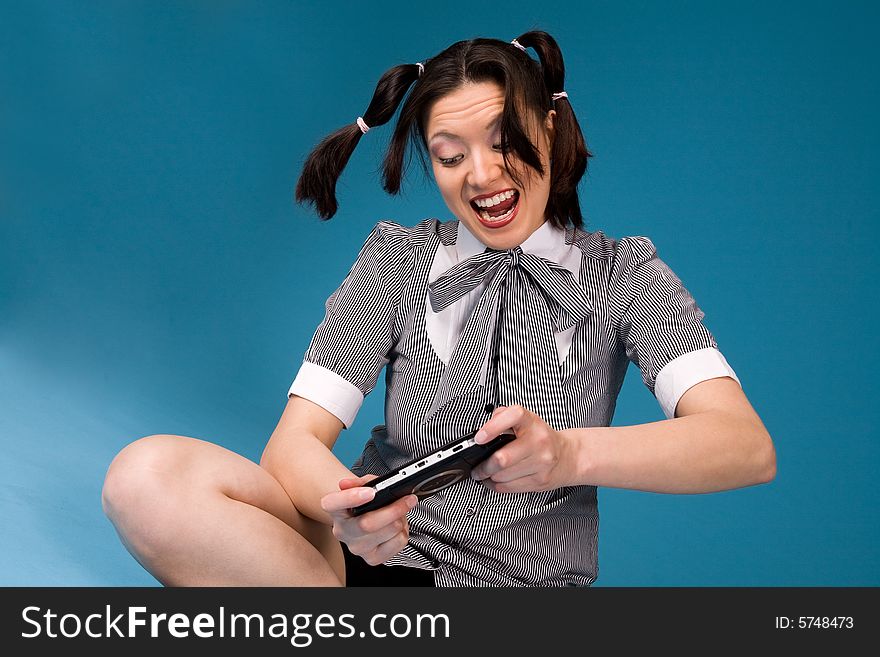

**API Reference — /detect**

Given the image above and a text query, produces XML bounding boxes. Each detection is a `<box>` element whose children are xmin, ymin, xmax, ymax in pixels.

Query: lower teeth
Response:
<box><xmin>479</xmin><ymin>205</ymin><xmax>515</xmax><ymax>223</ymax></box>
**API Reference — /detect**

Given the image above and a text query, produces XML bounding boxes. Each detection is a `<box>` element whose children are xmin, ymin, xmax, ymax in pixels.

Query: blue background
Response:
<box><xmin>1</xmin><ymin>1</ymin><xmax>877</xmax><ymax>586</ymax></box>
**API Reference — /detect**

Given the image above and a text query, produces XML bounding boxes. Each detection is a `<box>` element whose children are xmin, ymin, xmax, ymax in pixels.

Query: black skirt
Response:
<box><xmin>341</xmin><ymin>541</ymin><xmax>435</xmax><ymax>587</ymax></box>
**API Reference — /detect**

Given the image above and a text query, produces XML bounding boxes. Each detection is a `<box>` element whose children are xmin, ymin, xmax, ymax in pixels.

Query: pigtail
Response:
<box><xmin>295</xmin><ymin>63</ymin><xmax>422</xmax><ymax>219</ymax></box>
<box><xmin>515</xmin><ymin>31</ymin><xmax>591</xmax><ymax>228</ymax></box>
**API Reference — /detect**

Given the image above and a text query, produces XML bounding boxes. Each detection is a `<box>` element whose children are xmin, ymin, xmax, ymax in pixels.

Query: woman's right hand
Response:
<box><xmin>320</xmin><ymin>474</ymin><xmax>417</xmax><ymax>566</ymax></box>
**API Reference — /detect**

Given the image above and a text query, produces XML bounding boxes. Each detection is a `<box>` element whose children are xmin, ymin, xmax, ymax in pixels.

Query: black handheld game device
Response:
<box><xmin>350</xmin><ymin>430</ymin><xmax>515</xmax><ymax>516</ymax></box>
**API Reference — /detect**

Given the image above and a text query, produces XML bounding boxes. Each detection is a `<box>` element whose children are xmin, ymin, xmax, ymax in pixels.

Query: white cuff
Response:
<box><xmin>288</xmin><ymin>361</ymin><xmax>364</xmax><ymax>429</ymax></box>
<box><xmin>654</xmin><ymin>347</ymin><xmax>741</xmax><ymax>419</ymax></box>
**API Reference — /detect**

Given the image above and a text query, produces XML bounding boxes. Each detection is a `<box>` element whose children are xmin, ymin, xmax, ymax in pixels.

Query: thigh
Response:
<box><xmin>106</xmin><ymin>434</ymin><xmax>340</xmax><ymax>574</ymax></box>
<box><xmin>110</xmin><ymin>435</ymin><xmax>295</xmax><ymax>522</ymax></box>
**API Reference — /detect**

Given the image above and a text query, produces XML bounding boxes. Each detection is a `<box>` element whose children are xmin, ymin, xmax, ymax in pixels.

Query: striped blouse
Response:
<box><xmin>289</xmin><ymin>218</ymin><xmax>739</xmax><ymax>586</ymax></box>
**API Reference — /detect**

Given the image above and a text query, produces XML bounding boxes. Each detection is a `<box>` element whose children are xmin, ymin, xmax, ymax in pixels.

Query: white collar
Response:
<box><xmin>456</xmin><ymin>220</ymin><xmax>580</xmax><ymax>277</ymax></box>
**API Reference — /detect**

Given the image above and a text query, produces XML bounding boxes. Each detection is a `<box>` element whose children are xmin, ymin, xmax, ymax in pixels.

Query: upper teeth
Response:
<box><xmin>474</xmin><ymin>190</ymin><xmax>516</xmax><ymax>208</ymax></box>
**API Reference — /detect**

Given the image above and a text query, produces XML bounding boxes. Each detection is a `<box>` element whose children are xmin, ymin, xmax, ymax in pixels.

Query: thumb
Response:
<box><xmin>338</xmin><ymin>473</ymin><xmax>378</xmax><ymax>490</ymax></box>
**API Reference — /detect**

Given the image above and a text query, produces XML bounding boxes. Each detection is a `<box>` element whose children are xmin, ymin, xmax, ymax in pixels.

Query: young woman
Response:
<box><xmin>102</xmin><ymin>31</ymin><xmax>776</xmax><ymax>587</ymax></box>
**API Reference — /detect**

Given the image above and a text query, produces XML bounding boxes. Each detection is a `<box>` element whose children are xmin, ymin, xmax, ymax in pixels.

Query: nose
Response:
<box><xmin>466</xmin><ymin>146</ymin><xmax>505</xmax><ymax>190</ymax></box>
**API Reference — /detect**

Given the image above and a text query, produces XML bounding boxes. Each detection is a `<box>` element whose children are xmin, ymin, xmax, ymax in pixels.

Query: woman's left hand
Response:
<box><xmin>470</xmin><ymin>405</ymin><xmax>579</xmax><ymax>493</ymax></box>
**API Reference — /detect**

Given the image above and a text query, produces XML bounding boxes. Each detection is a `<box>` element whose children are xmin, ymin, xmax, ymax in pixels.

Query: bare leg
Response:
<box><xmin>102</xmin><ymin>434</ymin><xmax>344</xmax><ymax>586</ymax></box>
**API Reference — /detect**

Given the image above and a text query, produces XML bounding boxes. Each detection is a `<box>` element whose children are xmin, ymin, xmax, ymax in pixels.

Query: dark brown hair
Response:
<box><xmin>295</xmin><ymin>30</ymin><xmax>591</xmax><ymax>230</ymax></box>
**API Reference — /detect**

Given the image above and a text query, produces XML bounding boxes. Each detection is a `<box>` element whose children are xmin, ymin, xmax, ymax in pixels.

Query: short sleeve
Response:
<box><xmin>288</xmin><ymin>222</ymin><xmax>408</xmax><ymax>428</ymax></box>
<box><xmin>610</xmin><ymin>236</ymin><xmax>740</xmax><ymax>418</ymax></box>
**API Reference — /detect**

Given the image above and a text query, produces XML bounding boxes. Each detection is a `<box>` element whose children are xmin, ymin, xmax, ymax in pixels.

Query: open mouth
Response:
<box><xmin>469</xmin><ymin>190</ymin><xmax>520</xmax><ymax>229</ymax></box>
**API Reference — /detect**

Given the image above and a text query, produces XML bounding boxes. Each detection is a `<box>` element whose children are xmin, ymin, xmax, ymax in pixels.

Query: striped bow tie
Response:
<box><xmin>424</xmin><ymin>246</ymin><xmax>593</xmax><ymax>431</ymax></box>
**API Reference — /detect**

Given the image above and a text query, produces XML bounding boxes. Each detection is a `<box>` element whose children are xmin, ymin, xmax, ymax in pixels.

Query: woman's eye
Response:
<box><xmin>438</xmin><ymin>154</ymin><xmax>463</xmax><ymax>166</ymax></box>
<box><xmin>492</xmin><ymin>142</ymin><xmax>510</xmax><ymax>153</ymax></box>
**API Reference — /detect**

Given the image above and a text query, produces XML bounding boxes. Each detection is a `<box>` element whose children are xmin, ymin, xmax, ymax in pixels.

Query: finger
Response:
<box><xmin>364</xmin><ymin>529</ymin><xmax>410</xmax><ymax>566</ymax></box>
<box><xmin>488</xmin><ymin>473</ymin><xmax>551</xmax><ymax>494</ymax></box>
<box><xmin>471</xmin><ymin>441</ymin><xmax>532</xmax><ymax>480</ymax></box>
<box><xmin>338</xmin><ymin>473</ymin><xmax>378</xmax><ymax>490</ymax></box>
<box><xmin>321</xmin><ymin>486</ymin><xmax>376</xmax><ymax>515</ymax></box>
<box><xmin>479</xmin><ymin>458</ymin><xmax>541</xmax><ymax>484</ymax></box>
<box><xmin>474</xmin><ymin>405</ymin><xmax>529</xmax><ymax>444</ymax></box>
<box><xmin>351</xmin><ymin>494</ymin><xmax>417</xmax><ymax>534</ymax></box>
<box><xmin>346</xmin><ymin>518</ymin><xmax>406</xmax><ymax>555</ymax></box>
<box><xmin>326</xmin><ymin>474</ymin><xmax>383</xmax><ymax>513</ymax></box>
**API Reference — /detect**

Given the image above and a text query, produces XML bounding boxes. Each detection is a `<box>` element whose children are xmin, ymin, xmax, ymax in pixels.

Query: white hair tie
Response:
<box><xmin>551</xmin><ymin>91</ymin><xmax>569</xmax><ymax>101</ymax></box>
<box><xmin>510</xmin><ymin>38</ymin><xmax>526</xmax><ymax>52</ymax></box>
<box><xmin>416</xmin><ymin>62</ymin><xmax>424</xmax><ymax>77</ymax></box>
<box><xmin>356</xmin><ymin>116</ymin><xmax>370</xmax><ymax>134</ymax></box>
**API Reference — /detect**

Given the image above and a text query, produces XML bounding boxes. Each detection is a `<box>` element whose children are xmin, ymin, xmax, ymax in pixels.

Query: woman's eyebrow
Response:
<box><xmin>428</xmin><ymin>130</ymin><xmax>462</xmax><ymax>145</ymax></box>
<box><xmin>486</xmin><ymin>114</ymin><xmax>503</xmax><ymax>132</ymax></box>
<box><xmin>428</xmin><ymin>115</ymin><xmax>503</xmax><ymax>146</ymax></box>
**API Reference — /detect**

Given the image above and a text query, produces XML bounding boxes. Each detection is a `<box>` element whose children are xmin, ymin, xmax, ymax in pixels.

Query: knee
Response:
<box><xmin>101</xmin><ymin>434</ymin><xmax>187</xmax><ymax>524</ymax></box>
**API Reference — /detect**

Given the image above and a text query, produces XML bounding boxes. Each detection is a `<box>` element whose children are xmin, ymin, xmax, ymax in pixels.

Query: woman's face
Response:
<box><xmin>425</xmin><ymin>81</ymin><xmax>555</xmax><ymax>251</ymax></box>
